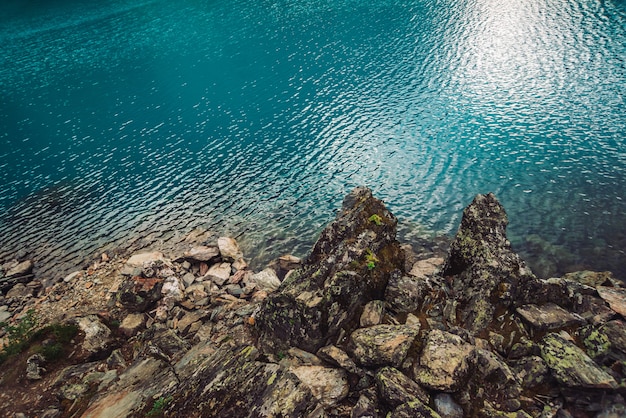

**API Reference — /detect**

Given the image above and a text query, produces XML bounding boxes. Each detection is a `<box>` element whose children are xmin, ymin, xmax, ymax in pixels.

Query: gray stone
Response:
<box><xmin>278</xmin><ymin>254</ymin><xmax>302</xmax><ymax>271</ymax></box>
<box><xmin>597</xmin><ymin>286</ymin><xmax>626</xmax><ymax>317</ymax></box>
<box><xmin>360</xmin><ymin>300</ymin><xmax>385</xmax><ymax>327</ymax></box>
<box><xmin>516</xmin><ymin>303</ymin><xmax>585</xmax><ymax>331</ymax></box>
<box><xmin>6</xmin><ymin>259</ymin><xmax>33</xmax><ymax>277</ymax></box>
<box><xmin>251</xmin><ymin>268</ymin><xmax>281</xmax><ymax>292</ymax></box>
<box><xmin>0</xmin><ymin>308</ymin><xmax>10</xmax><ymax>322</ymax></box>
<box><xmin>184</xmin><ymin>245</ymin><xmax>220</xmax><ymax>262</ymax></box>
<box><xmin>75</xmin><ymin>315</ymin><xmax>112</xmax><ymax>354</ymax></box>
<box><xmin>539</xmin><ymin>332</ymin><xmax>617</xmax><ymax>389</ymax></box>
<box><xmin>413</xmin><ymin>329</ymin><xmax>475</xmax><ymax>391</ymax></box>
<box><xmin>472</xmin><ymin>349</ymin><xmax>522</xmax><ymax>402</ymax></box>
<box><xmin>182</xmin><ymin>272</ymin><xmax>196</xmax><ymax>287</ymax></box>
<box><xmin>286</xmin><ymin>347</ymin><xmax>324</xmax><ymax>366</ymax></box>
<box><xmin>217</xmin><ymin>237</ymin><xmax>243</xmax><ymax>261</ymax></box>
<box><xmin>206</xmin><ymin>263</ymin><xmax>232</xmax><ymax>286</ymax></box>
<box><xmin>176</xmin><ymin>311</ymin><xmax>206</xmax><ymax>334</ymax></box>
<box><xmin>224</xmin><ymin>284</ymin><xmax>244</xmax><ymax>297</ymax></box>
<box><xmin>125</xmin><ymin>251</ymin><xmax>164</xmax><ymax>267</ymax></box>
<box><xmin>434</xmin><ymin>393</ymin><xmax>464</xmax><ymax>418</ymax></box>
<box><xmin>291</xmin><ymin>365</ymin><xmax>349</xmax><ymax>407</ymax></box>
<box><xmin>375</xmin><ymin>367</ymin><xmax>429</xmax><ymax>407</ymax></box>
<box><xmin>26</xmin><ymin>354</ymin><xmax>46</xmax><ymax>380</ymax></box>
<box><xmin>350</xmin><ymin>324</ymin><xmax>419</xmax><ymax>368</ymax></box>
<box><xmin>351</xmin><ymin>389</ymin><xmax>378</xmax><ymax>418</ymax></box>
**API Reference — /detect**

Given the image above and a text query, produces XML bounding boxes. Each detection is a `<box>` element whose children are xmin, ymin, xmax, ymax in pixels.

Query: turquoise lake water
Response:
<box><xmin>1</xmin><ymin>0</ymin><xmax>625</xmax><ymax>281</ymax></box>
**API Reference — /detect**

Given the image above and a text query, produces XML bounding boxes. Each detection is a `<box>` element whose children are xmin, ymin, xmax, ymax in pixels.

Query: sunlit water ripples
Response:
<box><xmin>1</xmin><ymin>0</ymin><xmax>625</xmax><ymax>281</ymax></box>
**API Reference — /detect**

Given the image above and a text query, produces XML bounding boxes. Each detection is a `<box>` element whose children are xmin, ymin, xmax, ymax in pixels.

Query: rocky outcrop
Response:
<box><xmin>1</xmin><ymin>188</ymin><xmax>625</xmax><ymax>417</ymax></box>
<box><xmin>255</xmin><ymin>186</ymin><xmax>404</xmax><ymax>354</ymax></box>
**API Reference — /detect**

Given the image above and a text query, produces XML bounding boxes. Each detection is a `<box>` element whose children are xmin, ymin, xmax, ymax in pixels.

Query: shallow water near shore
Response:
<box><xmin>1</xmin><ymin>0</ymin><xmax>625</xmax><ymax>281</ymax></box>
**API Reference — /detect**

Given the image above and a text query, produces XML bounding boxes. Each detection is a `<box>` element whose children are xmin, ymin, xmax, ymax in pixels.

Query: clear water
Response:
<box><xmin>1</xmin><ymin>0</ymin><xmax>625</xmax><ymax>281</ymax></box>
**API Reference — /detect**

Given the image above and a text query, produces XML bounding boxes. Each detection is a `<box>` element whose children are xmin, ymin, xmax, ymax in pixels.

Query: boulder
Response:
<box><xmin>316</xmin><ymin>345</ymin><xmax>361</xmax><ymax>375</ymax></box>
<box><xmin>384</xmin><ymin>272</ymin><xmax>428</xmax><ymax>314</ymax></box>
<box><xmin>509</xmin><ymin>356</ymin><xmax>551</xmax><ymax>389</ymax></box>
<box><xmin>539</xmin><ymin>332</ymin><xmax>617</xmax><ymax>389</ymax></box>
<box><xmin>217</xmin><ymin>237</ymin><xmax>243</xmax><ymax>261</ymax></box>
<box><xmin>408</xmin><ymin>257</ymin><xmax>444</xmax><ymax>279</ymax></box>
<box><xmin>6</xmin><ymin>283</ymin><xmax>33</xmax><ymax>298</ymax></box>
<box><xmin>390</xmin><ymin>399</ymin><xmax>441</xmax><ymax>418</ymax></box>
<box><xmin>413</xmin><ymin>329</ymin><xmax>475</xmax><ymax>391</ymax></box>
<box><xmin>562</xmin><ymin>270</ymin><xmax>617</xmax><ymax>288</ymax></box>
<box><xmin>350</xmin><ymin>324</ymin><xmax>419</xmax><ymax>368</ymax></box>
<box><xmin>168</xmin><ymin>345</ymin><xmax>322</xmax><ymax>417</ymax></box>
<box><xmin>441</xmin><ymin>193</ymin><xmax>539</xmax><ymax>332</ymax></box>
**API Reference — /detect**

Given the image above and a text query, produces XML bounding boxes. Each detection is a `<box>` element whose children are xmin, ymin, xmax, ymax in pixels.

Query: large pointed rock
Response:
<box><xmin>441</xmin><ymin>193</ymin><xmax>539</xmax><ymax>332</ymax></box>
<box><xmin>255</xmin><ymin>187</ymin><xmax>404</xmax><ymax>354</ymax></box>
<box><xmin>516</xmin><ymin>303</ymin><xmax>585</xmax><ymax>331</ymax></box>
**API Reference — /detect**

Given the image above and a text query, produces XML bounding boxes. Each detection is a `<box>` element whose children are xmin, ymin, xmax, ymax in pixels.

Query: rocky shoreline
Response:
<box><xmin>0</xmin><ymin>187</ymin><xmax>625</xmax><ymax>417</ymax></box>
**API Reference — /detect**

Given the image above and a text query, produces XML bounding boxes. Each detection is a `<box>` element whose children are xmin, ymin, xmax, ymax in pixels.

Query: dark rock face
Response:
<box><xmin>255</xmin><ymin>186</ymin><xmax>404</xmax><ymax>354</ymax></box>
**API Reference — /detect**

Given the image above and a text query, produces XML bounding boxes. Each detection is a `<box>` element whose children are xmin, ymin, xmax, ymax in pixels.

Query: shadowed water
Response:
<box><xmin>1</xmin><ymin>0</ymin><xmax>625</xmax><ymax>281</ymax></box>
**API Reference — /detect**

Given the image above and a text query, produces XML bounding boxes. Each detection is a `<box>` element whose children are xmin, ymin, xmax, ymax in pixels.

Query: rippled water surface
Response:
<box><xmin>1</xmin><ymin>0</ymin><xmax>625</xmax><ymax>280</ymax></box>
